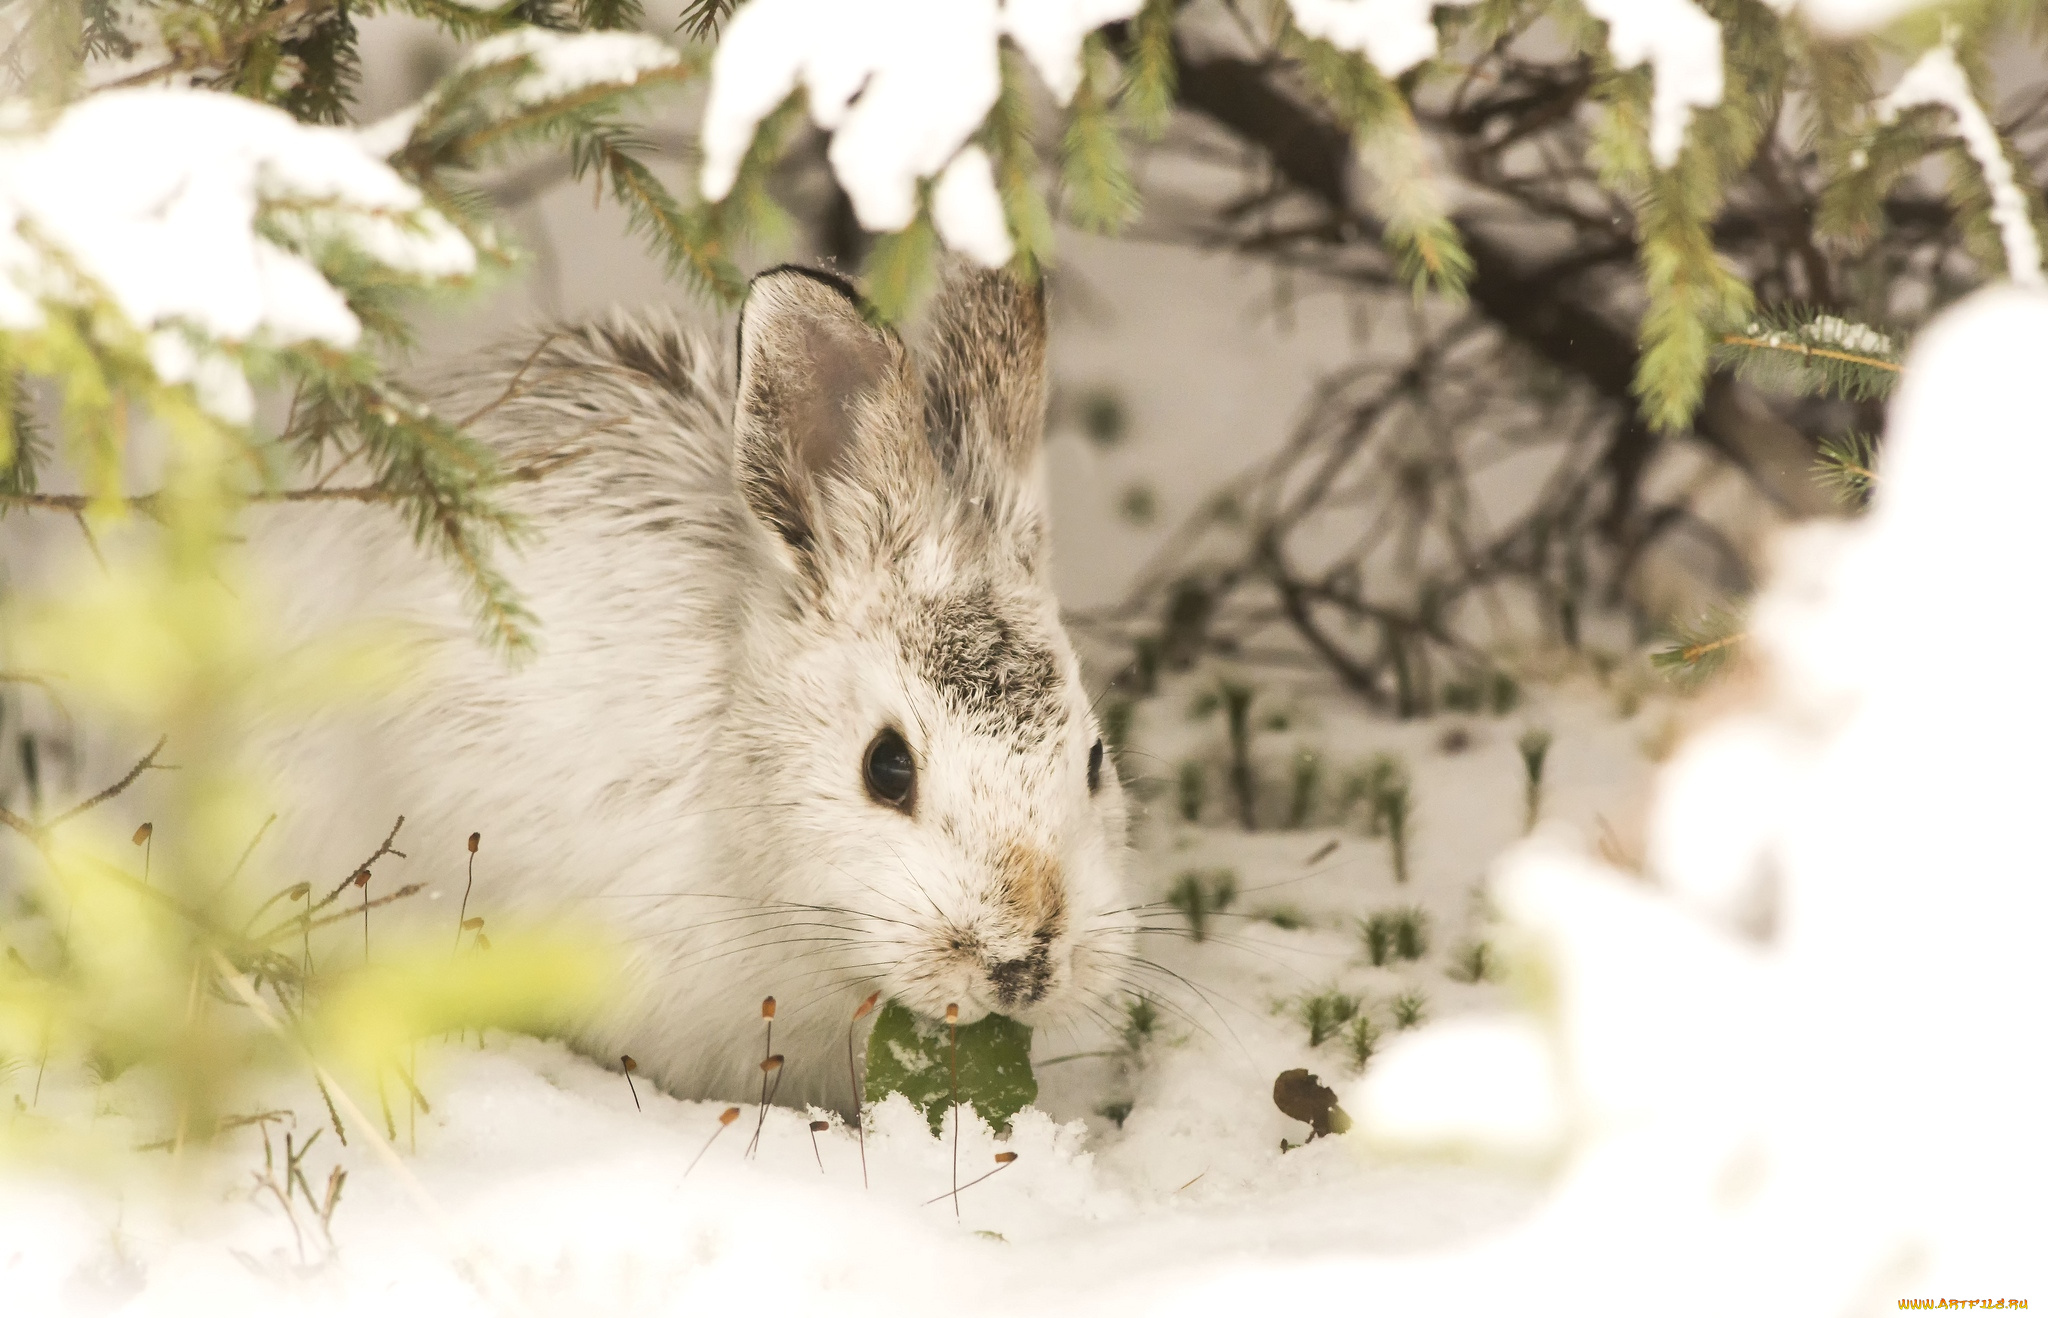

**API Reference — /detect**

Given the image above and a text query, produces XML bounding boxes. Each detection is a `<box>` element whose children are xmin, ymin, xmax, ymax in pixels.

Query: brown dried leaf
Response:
<box><xmin>1272</xmin><ymin>1067</ymin><xmax>1353</xmax><ymax>1140</ymax></box>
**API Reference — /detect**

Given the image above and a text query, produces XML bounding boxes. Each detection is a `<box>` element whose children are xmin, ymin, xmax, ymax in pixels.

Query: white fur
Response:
<box><xmin>246</xmin><ymin>290</ymin><xmax>1133</xmax><ymax>1110</ymax></box>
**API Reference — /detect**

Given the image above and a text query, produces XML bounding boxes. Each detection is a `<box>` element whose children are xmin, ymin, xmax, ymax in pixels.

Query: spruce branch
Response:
<box><xmin>1813</xmin><ymin>430</ymin><xmax>1880</xmax><ymax>508</ymax></box>
<box><xmin>1</xmin><ymin>370</ymin><xmax>47</xmax><ymax>507</ymax></box>
<box><xmin>1651</xmin><ymin>609</ymin><xmax>1746</xmax><ymax>688</ymax></box>
<box><xmin>1584</xmin><ymin>14</ymin><xmax>1777</xmax><ymax>432</ymax></box>
<box><xmin>1714</xmin><ymin>305</ymin><xmax>1902</xmax><ymax>401</ymax></box>
<box><xmin>863</xmin><ymin>211</ymin><xmax>941</xmax><ymax>325</ymax></box>
<box><xmin>574</xmin><ymin>0</ymin><xmax>644</xmax><ymax>31</ymax></box>
<box><xmin>677</xmin><ymin>0</ymin><xmax>738</xmax><ymax>42</ymax></box>
<box><xmin>100</xmin><ymin>0</ymin><xmax>342</xmax><ymax>97</ymax></box>
<box><xmin>572</xmin><ymin>129</ymin><xmax>747</xmax><ymax>304</ymax></box>
<box><xmin>1288</xmin><ymin>28</ymin><xmax>1471</xmax><ymax>300</ymax></box>
<box><xmin>1061</xmin><ymin>34</ymin><xmax>1140</xmax><ymax>234</ymax></box>
<box><xmin>986</xmin><ymin>47</ymin><xmax>1056</xmax><ymax>280</ymax></box>
<box><xmin>1122</xmin><ymin>0</ymin><xmax>1178</xmax><ymax>140</ymax></box>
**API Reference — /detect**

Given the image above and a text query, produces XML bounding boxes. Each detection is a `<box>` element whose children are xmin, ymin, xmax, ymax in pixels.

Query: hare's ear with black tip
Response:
<box><xmin>920</xmin><ymin>265</ymin><xmax>1051</xmax><ymax>568</ymax></box>
<box><xmin>733</xmin><ymin>266</ymin><xmax>921</xmax><ymax>572</ymax></box>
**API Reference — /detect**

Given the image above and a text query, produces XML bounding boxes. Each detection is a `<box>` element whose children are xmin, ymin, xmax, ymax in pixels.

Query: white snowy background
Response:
<box><xmin>3</xmin><ymin>0</ymin><xmax>2045</xmax><ymax>1313</ymax></box>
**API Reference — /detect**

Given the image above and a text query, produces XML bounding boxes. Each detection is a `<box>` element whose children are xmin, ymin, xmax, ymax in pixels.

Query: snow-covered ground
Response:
<box><xmin>1</xmin><ymin>674</ymin><xmax>1662</xmax><ymax>1315</ymax></box>
<box><xmin>11</xmin><ymin>285</ymin><xmax>2048</xmax><ymax>1318</ymax></box>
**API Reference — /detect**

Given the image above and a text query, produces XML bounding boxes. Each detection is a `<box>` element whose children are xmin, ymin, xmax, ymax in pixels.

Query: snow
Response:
<box><xmin>1581</xmin><ymin>0</ymin><xmax>1725</xmax><ymax>168</ymax></box>
<box><xmin>697</xmin><ymin>0</ymin><xmax>1734</xmax><ymax>271</ymax></box>
<box><xmin>700</xmin><ymin>0</ymin><xmax>1006</xmax><ymax>240</ymax></box>
<box><xmin>1280</xmin><ymin>0</ymin><xmax>1724</xmax><ymax>169</ymax></box>
<box><xmin>1330</xmin><ymin>286</ymin><xmax>2048</xmax><ymax>1311</ymax></box>
<box><xmin>1</xmin><ymin>668</ymin><xmax>1658</xmax><ymax>1310</ymax></box>
<box><xmin>1740</xmin><ymin>314</ymin><xmax>1896</xmax><ymax>360</ymax></box>
<box><xmin>1802</xmin><ymin>314</ymin><xmax>1894</xmax><ymax>355</ymax></box>
<box><xmin>1004</xmin><ymin>0</ymin><xmax>1145</xmax><ymax>102</ymax></box>
<box><xmin>0</xmin><ymin>88</ymin><xmax>474</xmax><ymax>417</ymax></box>
<box><xmin>700</xmin><ymin>0</ymin><xmax>1150</xmax><ymax>260</ymax></box>
<box><xmin>1353</xmin><ymin>1015</ymin><xmax>1563</xmax><ymax>1160</ymax></box>
<box><xmin>460</xmin><ymin>28</ymin><xmax>684</xmax><ymax>105</ymax></box>
<box><xmin>1792</xmin><ymin>0</ymin><xmax>1928</xmax><ymax>34</ymax></box>
<box><xmin>7</xmin><ymin>289</ymin><xmax>2046</xmax><ymax>1309</ymax></box>
<box><xmin>932</xmin><ymin>145</ymin><xmax>1015</xmax><ymax>266</ymax></box>
<box><xmin>353</xmin><ymin>105</ymin><xmax>425</xmax><ymax>160</ymax></box>
<box><xmin>1878</xmin><ymin>43</ymin><xmax>2045</xmax><ymax>288</ymax></box>
<box><xmin>1284</xmin><ymin>0</ymin><xmax>1478</xmax><ymax>79</ymax></box>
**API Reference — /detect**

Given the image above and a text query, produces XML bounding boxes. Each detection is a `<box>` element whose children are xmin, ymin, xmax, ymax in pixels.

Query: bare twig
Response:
<box><xmin>456</xmin><ymin>332</ymin><xmax>563</xmax><ymax>429</ymax></box>
<box><xmin>0</xmin><ymin>417</ymin><xmax>616</xmax><ymax>518</ymax></box>
<box><xmin>43</xmin><ymin>735</ymin><xmax>170</xmax><ymax>832</ymax></box>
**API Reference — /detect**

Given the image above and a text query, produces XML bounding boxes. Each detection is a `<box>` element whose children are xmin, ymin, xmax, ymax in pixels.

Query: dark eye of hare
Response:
<box><xmin>863</xmin><ymin>728</ymin><xmax>917</xmax><ymax>813</ymax></box>
<box><xmin>1087</xmin><ymin>738</ymin><xmax>1104</xmax><ymax>794</ymax></box>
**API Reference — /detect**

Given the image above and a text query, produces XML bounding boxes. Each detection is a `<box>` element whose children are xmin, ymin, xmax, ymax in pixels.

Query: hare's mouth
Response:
<box><xmin>906</xmin><ymin>925</ymin><xmax>1064</xmax><ymax>1022</ymax></box>
<box><xmin>984</xmin><ymin>940</ymin><xmax>1054</xmax><ymax>1010</ymax></box>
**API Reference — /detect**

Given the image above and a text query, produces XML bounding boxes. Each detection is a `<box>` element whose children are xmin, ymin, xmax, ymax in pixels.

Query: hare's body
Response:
<box><xmin>255</xmin><ymin>269</ymin><xmax>1133</xmax><ymax>1111</ymax></box>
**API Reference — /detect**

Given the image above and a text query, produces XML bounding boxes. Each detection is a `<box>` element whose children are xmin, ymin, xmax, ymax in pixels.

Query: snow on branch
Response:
<box><xmin>1582</xmin><ymin>0</ymin><xmax>1724</xmax><ymax>168</ymax></box>
<box><xmin>1282</xmin><ymin>0</ymin><xmax>1475</xmax><ymax>79</ymax></box>
<box><xmin>457</xmin><ymin>28</ymin><xmax>685</xmax><ymax>107</ymax></box>
<box><xmin>1288</xmin><ymin>0</ymin><xmax>1723</xmax><ymax>169</ymax></box>
<box><xmin>1</xmin><ymin>89</ymin><xmax>473</xmax><ymax>414</ymax></box>
<box><xmin>1878</xmin><ymin>43</ymin><xmax>2046</xmax><ymax>289</ymax></box>
<box><xmin>699</xmin><ymin>0</ymin><xmax>1142</xmax><ymax>265</ymax></box>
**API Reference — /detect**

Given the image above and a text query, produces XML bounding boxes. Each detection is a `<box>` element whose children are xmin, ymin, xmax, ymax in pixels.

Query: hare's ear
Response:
<box><xmin>733</xmin><ymin>266</ymin><xmax>920</xmax><ymax>568</ymax></box>
<box><xmin>920</xmin><ymin>266</ymin><xmax>1050</xmax><ymax>561</ymax></box>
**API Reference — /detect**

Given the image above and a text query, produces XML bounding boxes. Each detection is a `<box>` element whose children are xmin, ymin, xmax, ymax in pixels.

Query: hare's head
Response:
<box><xmin>724</xmin><ymin>264</ymin><xmax>1130</xmax><ymax>1031</ymax></box>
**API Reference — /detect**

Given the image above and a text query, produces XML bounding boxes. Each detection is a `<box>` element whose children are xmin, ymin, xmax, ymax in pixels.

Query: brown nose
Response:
<box><xmin>988</xmin><ymin>949</ymin><xmax>1051</xmax><ymax>1007</ymax></box>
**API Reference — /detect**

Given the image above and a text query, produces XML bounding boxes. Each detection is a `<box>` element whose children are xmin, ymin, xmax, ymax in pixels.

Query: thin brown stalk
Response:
<box><xmin>849</xmin><ymin>990</ymin><xmax>879</xmax><ymax>1189</ymax></box>
<box><xmin>947</xmin><ymin>1002</ymin><xmax>960</xmax><ymax>1220</ymax></box>
<box><xmin>686</xmin><ymin>1107</ymin><xmax>741</xmax><ymax>1177</ymax></box>
<box><xmin>921</xmin><ymin>1152</ymin><xmax>1017</xmax><ymax>1206</ymax></box>
<box><xmin>455</xmin><ymin>831</ymin><xmax>480</xmax><ymax>956</ymax></box>
<box><xmin>746</xmin><ymin>996</ymin><xmax>775</xmax><ymax>1157</ymax></box>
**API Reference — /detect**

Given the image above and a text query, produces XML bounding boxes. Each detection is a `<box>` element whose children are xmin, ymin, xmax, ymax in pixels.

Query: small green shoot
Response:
<box><xmin>1517</xmin><ymin>728</ymin><xmax>1552</xmax><ymax>834</ymax></box>
<box><xmin>1192</xmin><ymin>675</ymin><xmax>1263</xmax><ymax>827</ymax></box>
<box><xmin>1290</xmin><ymin>988</ymin><xmax>1359</xmax><ymax>1047</ymax></box>
<box><xmin>1340</xmin><ymin>754</ymin><xmax>1403</xmax><ymax>837</ymax></box>
<box><xmin>1446</xmin><ymin>940</ymin><xmax>1497</xmax><ymax>984</ymax></box>
<box><xmin>1362</xmin><ymin>906</ymin><xmax>1429</xmax><ymax>966</ymax></box>
<box><xmin>1076</xmin><ymin>385</ymin><xmax>1128</xmax><ymax>447</ymax></box>
<box><xmin>1378</xmin><ymin>773</ymin><xmax>1412</xmax><ymax>883</ymax></box>
<box><xmin>1258</xmin><ymin>905</ymin><xmax>1311</xmax><ymax>931</ymax></box>
<box><xmin>1119</xmin><ymin>483</ymin><xmax>1159</xmax><ymax>525</ymax></box>
<box><xmin>1176</xmin><ymin>760</ymin><xmax>1206</xmax><ymax>823</ymax></box>
<box><xmin>1343</xmin><ymin>1014</ymin><xmax>1381</xmax><ymax>1072</ymax></box>
<box><xmin>1166</xmin><ymin>868</ymin><xmax>1237</xmax><ymax>942</ymax></box>
<box><xmin>1441</xmin><ymin>674</ymin><xmax>1483</xmax><ymax>712</ymax></box>
<box><xmin>1391</xmin><ymin>990</ymin><xmax>1428</xmax><ymax>1030</ymax></box>
<box><xmin>1122</xmin><ymin>995</ymin><xmax>1159</xmax><ymax>1053</ymax></box>
<box><xmin>1287</xmin><ymin>747</ymin><xmax>1322</xmax><ymax>829</ymax></box>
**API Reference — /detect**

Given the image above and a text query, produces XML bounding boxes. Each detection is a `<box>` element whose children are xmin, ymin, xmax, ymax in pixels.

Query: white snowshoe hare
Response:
<box><xmin>258</xmin><ymin>264</ymin><xmax>1135</xmax><ymax>1110</ymax></box>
